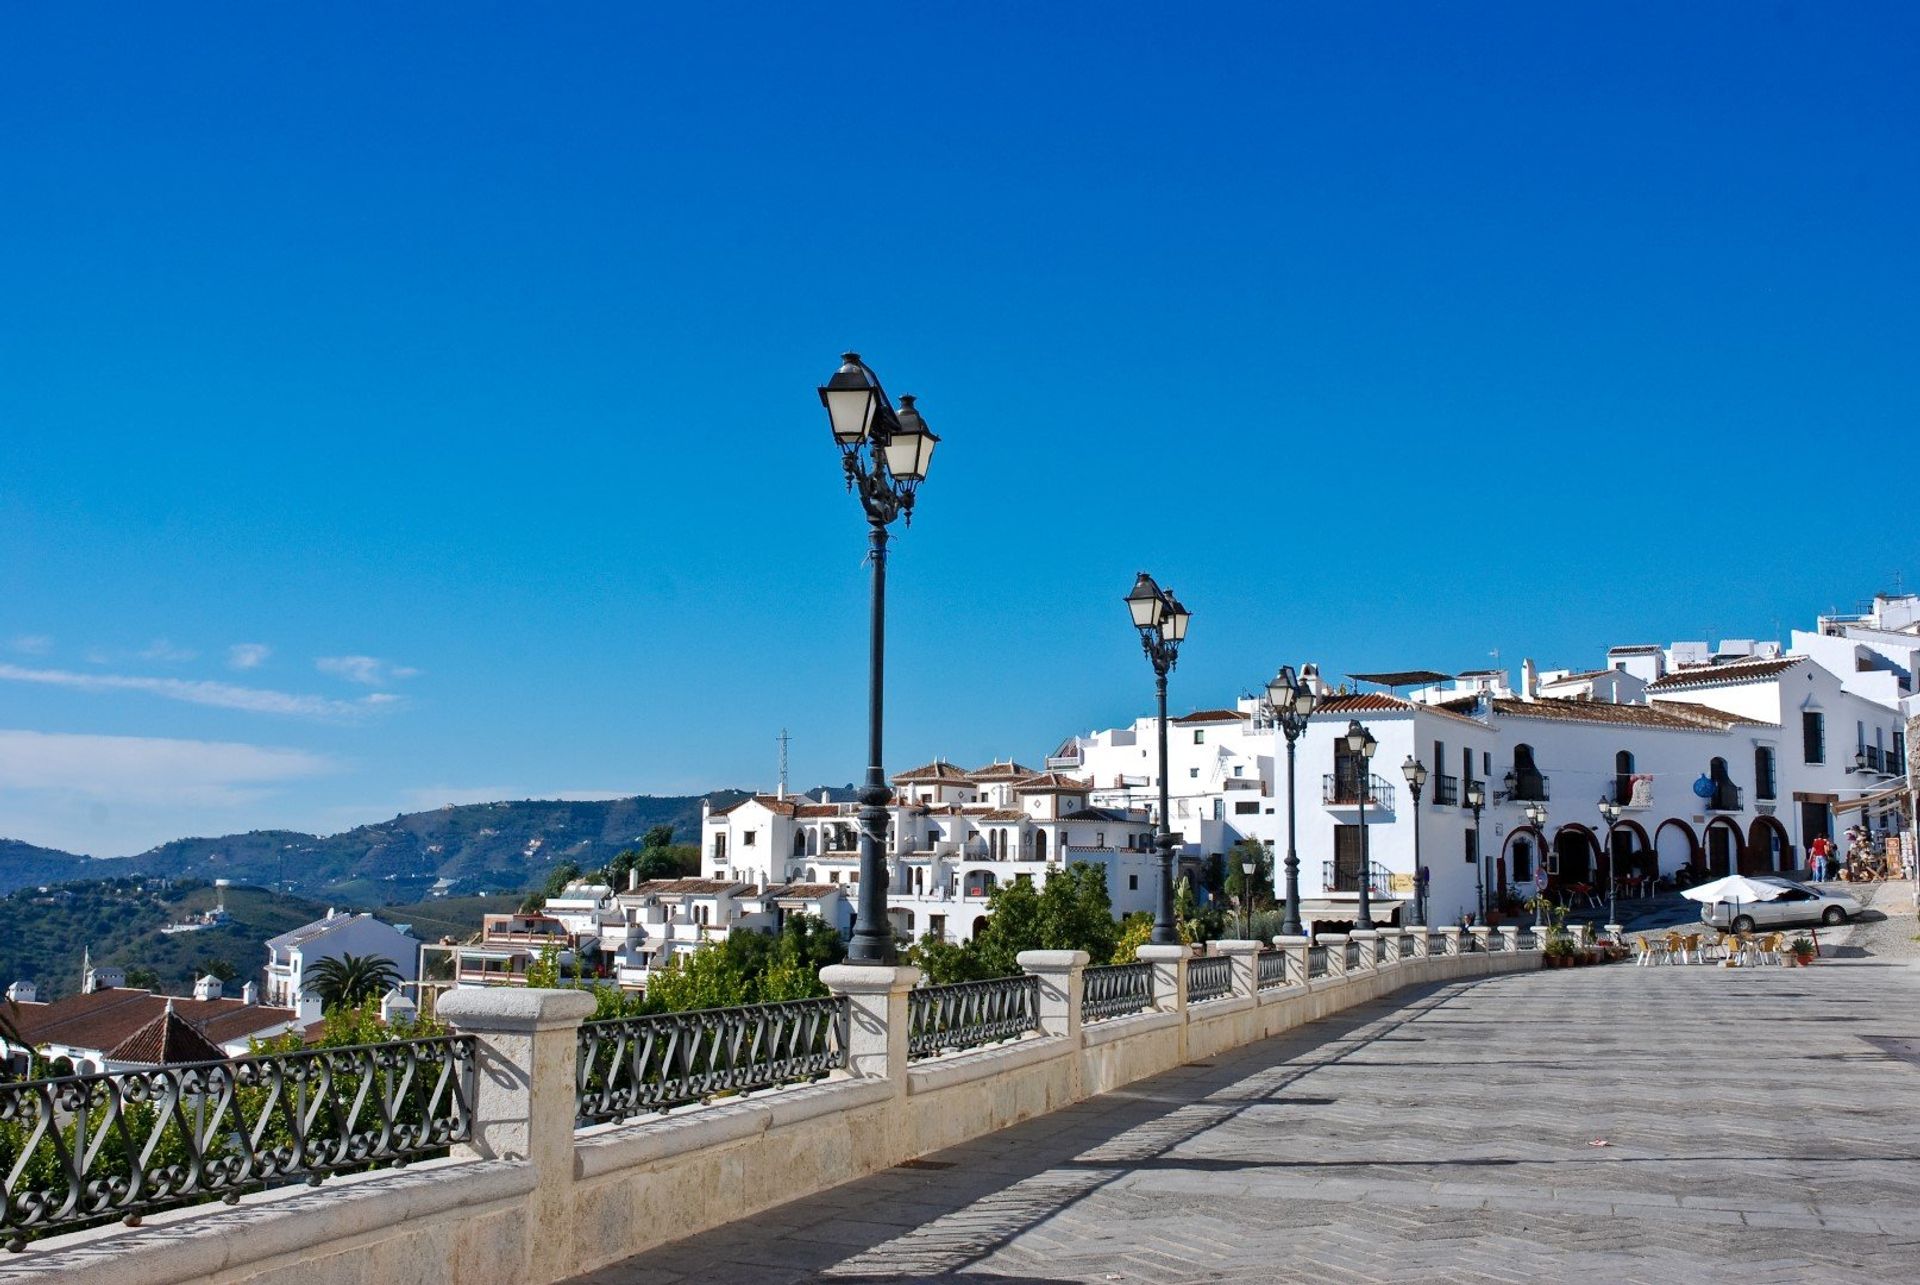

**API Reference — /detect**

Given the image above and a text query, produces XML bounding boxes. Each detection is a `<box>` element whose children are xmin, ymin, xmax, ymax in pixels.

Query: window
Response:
<box><xmin>1614</xmin><ymin>750</ymin><xmax>1635</xmax><ymax>805</ymax></box>
<box><xmin>1193</xmin><ymin>729</ymin><xmax>1205</xmax><ymax>744</ymax></box>
<box><xmin>1128</xmin><ymin>874</ymin><xmax>1139</xmax><ymax>891</ymax></box>
<box><xmin>1803</xmin><ymin>711</ymin><xmax>1826</xmax><ymax>764</ymax></box>
<box><xmin>1755</xmin><ymin>746</ymin><xmax>1777</xmax><ymax>800</ymax></box>
<box><xmin>742</xmin><ymin>831</ymin><xmax>757</xmax><ymax>847</ymax></box>
<box><xmin>1095</xmin><ymin>831</ymin><xmax>1105</xmax><ymax>847</ymax></box>
<box><xmin>1512</xmin><ymin>838</ymin><xmax>1534</xmax><ymax>883</ymax></box>
<box><xmin>1176</xmin><ymin>799</ymin><xmax>1190</xmax><ymax>818</ymax></box>
<box><xmin>1189</xmin><ymin>767</ymin><xmax>1199</xmax><ymax>779</ymax></box>
<box><xmin>1483</xmin><ymin>751</ymin><xmax>1492</xmax><ymax>776</ymax></box>
<box><xmin>1894</xmin><ymin>731</ymin><xmax>1908</xmax><ymax>777</ymax></box>
<box><xmin>1233</xmin><ymin>765</ymin><xmax>1243</xmax><ymax>777</ymax></box>
<box><xmin>1331</xmin><ymin>826</ymin><xmax>1364</xmax><ymax>890</ymax></box>
<box><xmin>1464</xmin><ymin>827</ymin><xmax>1478</xmax><ymax>865</ymax></box>
<box><xmin>712</xmin><ymin>834</ymin><xmax>727</xmax><ymax>862</ymax></box>
<box><xmin>1235</xmin><ymin>800</ymin><xmax>1259</xmax><ymax>815</ymax></box>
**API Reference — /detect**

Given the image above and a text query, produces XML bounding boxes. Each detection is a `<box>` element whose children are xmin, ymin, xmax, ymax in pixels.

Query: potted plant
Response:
<box><xmin>1789</xmin><ymin>936</ymin><xmax>1816</xmax><ymax>966</ymax></box>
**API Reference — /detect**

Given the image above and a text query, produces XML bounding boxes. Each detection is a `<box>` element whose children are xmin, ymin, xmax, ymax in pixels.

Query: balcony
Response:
<box><xmin>1321</xmin><ymin>859</ymin><xmax>1394</xmax><ymax>896</ymax></box>
<box><xmin>1431</xmin><ymin>774</ymin><xmax>1459</xmax><ymax>807</ymax></box>
<box><xmin>1704</xmin><ymin>783</ymin><xmax>1744</xmax><ymax>813</ymax></box>
<box><xmin>1503</xmin><ymin>773</ymin><xmax>1550</xmax><ymax>803</ymax></box>
<box><xmin>1321</xmin><ymin>774</ymin><xmax>1397</xmax><ymax>810</ymax></box>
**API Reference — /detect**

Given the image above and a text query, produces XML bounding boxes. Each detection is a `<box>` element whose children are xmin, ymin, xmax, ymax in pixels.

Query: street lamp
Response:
<box><xmin>1525</xmin><ymin>800</ymin><xmax>1549</xmax><ymax>927</ymax></box>
<box><xmin>1125</xmin><ymin>572</ymin><xmax>1192</xmax><ymax>945</ymax></box>
<box><xmin>1240</xmin><ymin>857</ymin><xmax>1257</xmax><ymax>940</ymax></box>
<box><xmin>1264</xmin><ymin>664</ymin><xmax>1319</xmax><ymax>937</ymax></box>
<box><xmin>1465</xmin><ymin>779</ymin><xmax>1487</xmax><ymax>919</ymax></box>
<box><xmin>1598</xmin><ymin>799</ymin><xmax>1624</xmax><ymax>928</ymax></box>
<box><xmin>1400</xmin><ymin>756</ymin><xmax>1429</xmax><ymax>927</ymax></box>
<box><xmin>817</xmin><ymin>352</ymin><xmax>939</xmax><ymax>964</ymax></box>
<box><xmin>1345</xmin><ymin>719</ymin><xmax>1379</xmax><ymax>931</ymax></box>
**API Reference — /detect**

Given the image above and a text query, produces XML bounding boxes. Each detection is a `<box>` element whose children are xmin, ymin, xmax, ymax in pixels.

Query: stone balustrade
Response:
<box><xmin>12</xmin><ymin>936</ymin><xmax>1540</xmax><ymax>1285</ymax></box>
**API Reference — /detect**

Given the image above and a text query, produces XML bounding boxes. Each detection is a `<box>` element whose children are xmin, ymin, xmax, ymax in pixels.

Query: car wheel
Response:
<box><xmin>1732</xmin><ymin>915</ymin><xmax>1756</xmax><ymax>933</ymax></box>
<box><xmin>1822</xmin><ymin>906</ymin><xmax>1847</xmax><ymax>925</ymax></box>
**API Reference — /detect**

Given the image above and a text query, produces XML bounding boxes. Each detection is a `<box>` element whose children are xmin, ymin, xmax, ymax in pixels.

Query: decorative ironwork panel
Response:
<box><xmin>1399</xmin><ymin>933</ymin><xmax>1416</xmax><ymax>957</ymax></box>
<box><xmin>906</xmin><ymin>976</ymin><xmax>1040</xmax><ymax>1060</ymax></box>
<box><xmin>1</xmin><ymin>1035</ymin><xmax>475</xmax><ymax>1250</ymax></box>
<box><xmin>1344</xmin><ymin>941</ymin><xmax>1361</xmax><ymax>970</ymax></box>
<box><xmin>1186</xmin><ymin>955</ymin><xmax>1233</xmax><ymax>1004</ymax></box>
<box><xmin>576</xmin><ymin>996</ymin><xmax>848</xmax><ymax>1127</ymax></box>
<box><xmin>1256</xmin><ymin>949</ymin><xmax>1289</xmax><ymax>990</ymax></box>
<box><xmin>1080</xmin><ymin>963</ymin><xmax>1153</xmax><ymax>1022</ymax></box>
<box><xmin>1307</xmin><ymin>945</ymin><xmax>1329</xmax><ymax>978</ymax></box>
<box><xmin>1378</xmin><ymin>936</ymin><xmax>1398</xmax><ymax>965</ymax></box>
<box><xmin>1516</xmin><ymin>930</ymin><xmax>1539</xmax><ymax>950</ymax></box>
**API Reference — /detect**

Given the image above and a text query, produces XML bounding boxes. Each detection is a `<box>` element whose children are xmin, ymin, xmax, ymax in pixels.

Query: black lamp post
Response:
<box><xmin>1400</xmin><ymin>756</ymin><xmax>1428</xmax><ymax>927</ymax></box>
<box><xmin>1525</xmin><ymin>801</ymin><xmax>1550</xmax><ymax>927</ymax></box>
<box><xmin>1465</xmin><ymin>779</ymin><xmax>1486</xmax><ymax>919</ymax></box>
<box><xmin>1265</xmin><ymin>665</ymin><xmax>1319</xmax><ymax>938</ymax></box>
<box><xmin>1240</xmin><ymin>856</ymin><xmax>1257</xmax><ymax>940</ymax></box>
<box><xmin>1344</xmin><ymin>719</ymin><xmax>1379</xmax><ymax>931</ymax></box>
<box><xmin>1125</xmin><ymin>572</ymin><xmax>1192</xmax><ymax>946</ymax></box>
<box><xmin>818</xmin><ymin>352</ymin><xmax>939</xmax><ymax>965</ymax></box>
<box><xmin>1599</xmin><ymin>799</ymin><xmax>1624</xmax><ymax>926</ymax></box>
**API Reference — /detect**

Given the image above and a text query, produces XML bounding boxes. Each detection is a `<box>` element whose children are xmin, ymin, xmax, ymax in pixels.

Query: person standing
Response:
<box><xmin>1810</xmin><ymin>834</ymin><xmax>1833</xmax><ymax>881</ymax></box>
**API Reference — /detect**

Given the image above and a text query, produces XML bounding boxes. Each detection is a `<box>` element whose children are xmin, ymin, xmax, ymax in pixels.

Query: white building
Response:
<box><xmin>264</xmin><ymin>910</ymin><xmax>420</xmax><ymax>1008</ymax></box>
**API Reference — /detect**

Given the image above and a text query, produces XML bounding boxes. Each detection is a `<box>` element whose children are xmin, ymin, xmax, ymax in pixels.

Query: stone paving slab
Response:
<box><xmin>568</xmin><ymin>958</ymin><xmax>1920</xmax><ymax>1283</ymax></box>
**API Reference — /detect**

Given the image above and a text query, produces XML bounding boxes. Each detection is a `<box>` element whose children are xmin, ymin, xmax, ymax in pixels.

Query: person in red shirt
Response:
<box><xmin>1809</xmin><ymin>835</ymin><xmax>1833</xmax><ymax>881</ymax></box>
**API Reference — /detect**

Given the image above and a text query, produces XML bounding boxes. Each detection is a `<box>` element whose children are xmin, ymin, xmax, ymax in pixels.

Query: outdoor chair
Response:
<box><xmin>1682</xmin><ymin>932</ymin><xmax>1705</xmax><ymax>964</ymax></box>
<box><xmin>1632</xmin><ymin>937</ymin><xmax>1667</xmax><ymax>966</ymax></box>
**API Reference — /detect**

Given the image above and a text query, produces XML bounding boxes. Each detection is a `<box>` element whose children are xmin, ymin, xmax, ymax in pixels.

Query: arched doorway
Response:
<box><xmin>1654</xmin><ymin>819</ymin><xmax>1701</xmax><ymax>877</ymax></box>
<box><xmin>1747</xmin><ymin>816</ymin><xmax>1792</xmax><ymax>873</ymax></box>
<box><xmin>1703</xmin><ymin>817</ymin><xmax>1744</xmax><ymax>878</ymax></box>
<box><xmin>1607</xmin><ymin>820</ymin><xmax>1653</xmax><ymax>885</ymax></box>
<box><xmin>1034</xmin><ymin>831</ymin><xmax>1047</xmax><ymax>862</ymax></box>
<box><xmin>1555</xmin><ymin>824</ymin><xmax>1600</xmax><ymax>888</ymax></box>
<box><xmin>1613</xmin><ymin>750</ymin><xmax>1636</xmax><ymax>805</ymax></box>
<box><xmin>1503</xmin><ymin>826</ymin><xmax>1545</xmax><ymax>886</ymax></box>
<box><xmin>970</xmin><ymin>916</ymin><xmax>989</xmax><ymax>939</ymax></box>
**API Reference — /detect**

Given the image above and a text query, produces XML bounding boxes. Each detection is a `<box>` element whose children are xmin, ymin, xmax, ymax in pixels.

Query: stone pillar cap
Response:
<box><xmin>1271</xmin><ymin>935</ymin><xmax>1311</xmax><ymax>946</ymax></box>
<box><xmin>1134</xmin><ymin>944</ymin><xmax>1193</xmax><ymax>961</ymax></box>
<box><xmin>1210</xmin><ymin>939</ymin><xmax>1262</xmax><ymax>955</ymax></box>
<box><xmin>1016</xmin><ymin>949</ymin><xmax>1090</xmax><ymax>970</ymax></box>
<box><xmin>820</xmin><ymin>963</ymin><xmax>922</xmax><ymax>994</ymax></box>
<box><xmin>437</xmin><ymin>986</ymin><xmax>596</xmax><ymax>1032</ymax></box>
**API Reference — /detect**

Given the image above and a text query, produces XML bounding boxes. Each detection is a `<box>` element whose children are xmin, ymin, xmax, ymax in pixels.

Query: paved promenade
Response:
<box><xmin>573</xmin><ymin>954</ymin><xmax>1920</xmax><ymax>1284</ymax></box>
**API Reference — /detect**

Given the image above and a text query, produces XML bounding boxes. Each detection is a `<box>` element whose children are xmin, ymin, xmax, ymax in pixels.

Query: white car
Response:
<box><xmin>1698</xmin><ymin>877</ymin><xmax>1861</xmax><ymax>932</ymax></box>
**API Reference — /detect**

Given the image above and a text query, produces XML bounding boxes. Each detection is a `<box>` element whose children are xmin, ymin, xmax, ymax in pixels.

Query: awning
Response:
<box><xmin>1835</xmin><ymin>783</ymin><xmax>1911</xmax><ymax>814</ymax></box>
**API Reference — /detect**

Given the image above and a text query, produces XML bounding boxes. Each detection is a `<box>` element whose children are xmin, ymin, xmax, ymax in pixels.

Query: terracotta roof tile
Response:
<box><xmin>891</xmin><ymin>760</ymin><xmax>973</xmax><ymax>785</ymax></box>
<box><xmin>1172</xmin><ymin>709</ymin><xmax>1248</xmax><ymax>724</ymax></box>
<box><xmin>1645</xmin><ymin>655</ymin><xmax>1805</xmax><ymax>691</ymax></box>
<box><xmin>967</xmin><ymin>761</ymin><xmax>1034</xmax><ymax>780</ymax></box>
<box><xmin>624</xmin><ymin>879</ymin><xmax>752</xmax><ymax>896</ymax></box>
<box><xmin>107</xmin><ymin>1006</ymin><xmax>228</xmax><ymax>1066</ymax></box>
<box><xmin>12</xmin><ymin>990</ymin><xmax>296</xmax><ymax>1056</ymax></box>
<box><xmin>1488</xmin><ymin>697</ymin><xmax>1776</xmax><ymax>731</ymax></box>
<box><xmin>758</xmin><ymin>883</ymin><xmax>842</xmax><ymax>900</ymax></box>
<box><xmin>980</xmin><ymin>808</ymin><xmax>1028</xmax><ymax>822</ymax></box>
<box><xmin>1010</xmin><ymin>772</ymin><xmax>1091</xmax><ymax>794</ymax></box>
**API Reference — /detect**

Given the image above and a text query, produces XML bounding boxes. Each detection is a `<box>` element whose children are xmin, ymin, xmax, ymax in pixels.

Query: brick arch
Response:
<box><xmin>1703</xmin><ymin>816</ymin><xmax>1745</xmax><ymax>878</ymax></box>
<box><xmin>1654</xmin><ymin>818</ymin><xmax>1702</xmax><ymax>875</ymax></box>
<box><xmin>1747</xmin><ymin>815</ymin><xmax>1793</xmax><ymax>874</ymax></box>
<box><xmin>1502</xmin><ymin>825</ymin><xmax>1546</xmax><ymax>886</ymax></box>
<box><xmin>1552</xmin><ymin>823</ymin><xmax>1601</xmax><ymax>887</ymax></box>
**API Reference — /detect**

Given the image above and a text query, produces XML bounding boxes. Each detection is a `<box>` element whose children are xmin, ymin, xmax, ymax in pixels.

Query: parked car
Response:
<box><xmin>1698</xmin><ymin>877</ymin><xmax>1861</xmax><ymax>932</ymax></box>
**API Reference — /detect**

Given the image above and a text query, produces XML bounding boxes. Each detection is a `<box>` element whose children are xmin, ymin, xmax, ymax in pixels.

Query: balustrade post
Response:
<box><xmin>1136</xmin><ymin>943</ymin><xmax>1190</xmax><ymax>1012</ymax></box>
<box><xmin>1351</xmin><ymin>928</ymin><xmax>1380</xmax><ymax>970</ymax></box>
<box><xmin>1274</xmin><ymin>935</ymin><xmax>1312</xmax><ymax>988</ymax></box>
<box><xmin>1497</xmin><ymin>925</ymin><xmax>1521</xmax><ymax>954</ymax></box>
<box><xmin>1319</xmin><ymin>932</ymin><xmax>1349</xmax><ymax>979</ymax></box>
<box><xmin>439</xmin><ymin>986</ymin><xmax>598</xmax><ymax>1278</ymax></box>
<box><xmin>821</xmin><ymin>964</ymin><xmax>921</xmax><ymax>1091</ymax></box>
<box><xmin>1438</xmin><ymin>927</ymin><xmax>1462</xmax><ymax>957</ymax></box>
<box><xmin>1213</xmin><ymin>939</ymin><xmax>1259</xmax><ymax>998</ymax></box>
<box><xmin>1017</xmin><ymin>949</ymin><xmax>1088</xmax><ymax>1040</ymax></box>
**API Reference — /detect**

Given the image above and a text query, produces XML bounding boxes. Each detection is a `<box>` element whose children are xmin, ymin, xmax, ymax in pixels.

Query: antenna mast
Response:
<box><xmin>777</xmin><ymin>728</ymin><xmax>791</xmax><ymax>799</ymax></box>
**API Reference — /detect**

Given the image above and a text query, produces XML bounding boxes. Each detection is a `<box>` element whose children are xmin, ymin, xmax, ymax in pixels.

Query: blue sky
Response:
<box><xmin>2</xmin><ymin>3</ymin><xmax>1914</xmax><ymax>856</ymax></box>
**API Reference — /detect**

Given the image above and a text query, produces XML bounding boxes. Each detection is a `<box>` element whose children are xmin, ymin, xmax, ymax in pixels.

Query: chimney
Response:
<box><xmin>297</xmin><ymin>994</ymin><xmax>324</xmax><ymax>1024</ymax></box>
<box><xmin>1522</xmin><ymin>658</ymin><xmax>1539</xmax><ymax>700</ymax></box>
<box><xmin>5</xmin><ymin>980</ymin><xmax>35</xmax><ymax>1004</ymax></box>
<box><xmin>379</xmin><ymin>988</ymin><xmax>418</xmax><ymax>1026</ymax></box>
<box><xmin>193</xmin><ymin>974</ymin><xmax>224</xmax><ymax>1001</ymax></box>
<box><xmin>241</xmin><ymin>981</ymin><xmax>259</xmax><ymax>1005</ymax></box>
<box><xmin>628</xmin><ymin>866</ymin><xmax>640</xmax><ymax>892</ymax></box>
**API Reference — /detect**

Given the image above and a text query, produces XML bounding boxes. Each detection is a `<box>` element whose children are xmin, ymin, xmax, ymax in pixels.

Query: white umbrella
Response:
<box><xmin>1680</xmin><ymin>875</ymin><xmax>1787</xmax><ymax>905</ymax></box>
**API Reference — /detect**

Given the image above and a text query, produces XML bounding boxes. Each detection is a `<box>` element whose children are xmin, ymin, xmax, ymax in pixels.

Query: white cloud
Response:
<box><xmin>316</xmin><ymin>655</ymin><xmax>420</xmax><ymax>687</ymax></box>
<box><xmin>8</xmin><ymin>635</ymin><xmax>54</xmax><ymax>656</ymax></box>
<box><xmin>139</xmin><ymin>638</ymin><xmax>198</xmax><ymax>663</ymax></box>
<box><xmin>0</xmin><ymin>662</ymin><xmax>402</xmax><ymax>721</ymax></box>
<box><xmin>227</xmin><ymin>642</ymin><xmax>272</xmax><ymax>670</ymax></box>
<box><xmin>0</xmin><ymin>729</ymin><xmax>338</xmax><ymax>856</ymax></box>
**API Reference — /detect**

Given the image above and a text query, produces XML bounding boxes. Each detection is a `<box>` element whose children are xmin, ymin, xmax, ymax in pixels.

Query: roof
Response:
<box><xmin>1011</xmin><ymin>772</ymin><xmax>1091</xmax><ymax>794</ymax></box>
<box><xmin>1315</xmin><ymin>691</ymin><xmax>1488</xmax><ymax>727</ymax></box>
<box><xmin>625</xmin><ymin>879</ymin><xmax>751</xmax><ymax>897</ymax></box>
<box><xmin>1348</xmin><ymin>670</ymin><xmax>1451</xmax><ymax>686</ymax></box>
<box><xmin>979</xmin><ymin>808</ymin><xmax>1028</xmax><ymax>822</ymax></box>
<box><xmin>757</xmin><ymin>883</ymin><xmax>842</xmax><ymax>900</ymax></box>
<box><xmin>1606</xmin><ymin>644</ymin><xmax>1663</xmax><ymax>655</ymax></box>
<box><xmin>1172</xmin><ymin>708</ymin><xmax>1249</xmax><ymax>724</ymax></box>
<box><xmin>9</xmin><ymin>989</ymin><xmax>297</xmax><ymax>1055</ymax></box>
<box><xmin>967</xmin><ymin>761</ymin><xmax>1034</xmax><ymax>780</ymax></box>
<box><xmin>107</xmin><ymin>1005</ymin><xmax>228</xmax><ymax>1066</ymax></box>
<box><xmin>710</xmin><ymin>793</ymin><xmax>800</xmax><ymax>818</ymax></box>
<box><xmin>1645</xmin><ymin>655</ymin><xmax>1806</xmax><ymax>692</ymax></box>
<box><xmin>265</xmin><ymin>912</ymin><xmax>356</xmax><ymax>951</ymax></box>
<box><xmin>892</xmin><ymin>760</ymin><xmax>973</xmax><ymax>785</ymax></box>
<box><xmin>1062</xmin><ymin>807</ymin><xmax>1144</xmax><ymax>823</ymax></box>
<box><xmin>1539</xmin><ymin>669</ymin><xmax>1620</xmax><ymax>686</ymax></box>
<box><xmin>1487</xmin><ymin>697</ymin><xmax>1776</xmax><ymax>731</ymax></box>
<box><xmin>793</xmin><ymin>803</ymin><xmax>844</xmax><ymax>818</ymax></box>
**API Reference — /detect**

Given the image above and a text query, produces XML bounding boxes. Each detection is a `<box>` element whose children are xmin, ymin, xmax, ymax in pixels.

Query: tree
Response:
<box><xmin>124</xmin><ymin>966</ymin><xmax>162</xmax><ymax>991</ymax></box>
<box><xmin>197</xmin><ymin>958</ymin><xmax>238</xmax><ymax>983</ymax></box>
<box><xmin>304</xmin><ymin>953</ymin><xmax>403</xmax><ymax>1010</ymax></box>
<box><xmin>958</xmin><ymin>862</ymin><xmax>1120</xmax><ymax>979</ymax></box>
<box><xmin>1110</xmin><ymin>912</ymin><xmax>1154</xmax><ymax>964</ymax></box>
<box><xmin>1223</xmin><ymin>840</ymin><xmax>1273</xmax><ymax>911</ymax></box>
<box><xmin>641</xmin><ymin>824</ymin><xmax>676</xmax><ymax>850</ymax></box>
<box><xmin>543</xmin><ymin>862</ymin><xmax>583</xmax><ymax>898</ymax></box>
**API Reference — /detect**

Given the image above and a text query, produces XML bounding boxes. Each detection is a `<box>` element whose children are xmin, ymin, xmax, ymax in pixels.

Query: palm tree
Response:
<box><xmin>303</xmin><ymin>954</ymin><xmax>403</xmax><ymax>1010</ymax></box>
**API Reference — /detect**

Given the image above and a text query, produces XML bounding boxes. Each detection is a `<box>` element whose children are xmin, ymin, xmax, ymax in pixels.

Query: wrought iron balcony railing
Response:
<box><xmin>1186</xmin><ymin>955</ymin><xmax>1233</xmax><ymax>1004</ymax></box>
<box><xmin>1431</xmin><ymin>774</ymin><xmax>1459</xmax><ymax>806</ymax></box>
<box><xmin>907</xmin><ymin>976</ymin><xmax>1040</xmax><ymax>1060</ymax></box>
<box><xmin>1703</xmin><ymin>784</ymin><xmax>1744</xmax><ymax>813</ymax></box>
<box><xmin>1256</xmin><ymin>948</ymin><xmax>1289</xmax><ymax>990</ymax></box>
<box><xmin>575</xmin><ymin>996</ymin><xmax>848</xmax><ymax>1126</ymax></box>
<box><xmin>0</xmin><ymin>1035</ymin><xmax>476</xmax><ymax>1250</ymax></box>
<box><xmin>1080</xmin><ymin>962</ymin><xmax>1153</xmax><ymax>1023</ymax></box>
<box><xmin>1321</xmin><ymin>774</ymin><xmax>1397</xmax><ymax>809</ymax></box>
<box><xmin>1505</xmin><ymin>773</ymin><xmax>1550</xmax><ymax>802</ymax></box>
<box><xmin>1321</xmin><ymin>859</ymin><xmax>1393</xmax><ymax>895</ymax></box>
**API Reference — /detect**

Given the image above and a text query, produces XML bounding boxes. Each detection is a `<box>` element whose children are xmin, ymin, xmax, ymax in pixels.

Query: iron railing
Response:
<box><xmin>1322</xmin><ymin>774</ymin><xmax>1397</xmax><ymax>809</ymax></box>
<box><xmin>1321</xmin><ymin>859</ymin><xmax>1393</xmax><ymax>895</ymax></box>
<box><xmin>1081</xmin><ymin>963</ymin><xmax>1153</xmax><ymax>1023</ymax></box>
<box><xmin>1432</xmin><ymin>774</ymin><xmax>1460</xmax><ymax>806</ymax></box>
<box><xmin>1378</xmin><ymin>935</ymin><xmax>1397</xmax><ymax>964</ymax></box>
<box><xmin>1505</xmin><ymin>772</ymin><xmax>1550</xmax><ymax>802</ymax></box>
<box><xmin>1256</xmin><ymin>949</ymin><xmax>1289</xmax><ymax>990</ymax></box>
<box><xmin>1186</xmin><ymin>956</ymin><xmax>1233</xmax><ymax>1004</ymax></box>
<box><xmin>1398</xmin><ymin>933</ymin><xmax>1417</xmax><ymax>958</ymax></box>
<box><xmin>575</xmin><ymin>996</ymin><xmax>848</xmax><ymax>1127</ymax></box>
<box><xmin>1516</xmin><ymin>930</ymin><xmax>1539</xmax><ymax>950</ymax></box>
<box><xmin>907</xmin><ymin>976</ymin><xmax>1040</xmax><ymax>1059</ymax></box>
<box><xmin>1344</xmin><ymin>941</ymin><xmax>1361</xmax><ymax>970</ymax></box>
<box><xmin>0</xmin><ymin>1035</ymin><xmax>475</xmax><ymax>1250</ymax></box>
<box><xmin>1307</xmin><ymin>945</ymin><xmax>1329</xmax><ymax>978</ymax></box>
<box><xmin>1704</xmin><ymin>783</ymin><xmax>1744</xmax><ymax>812</ymax></box>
